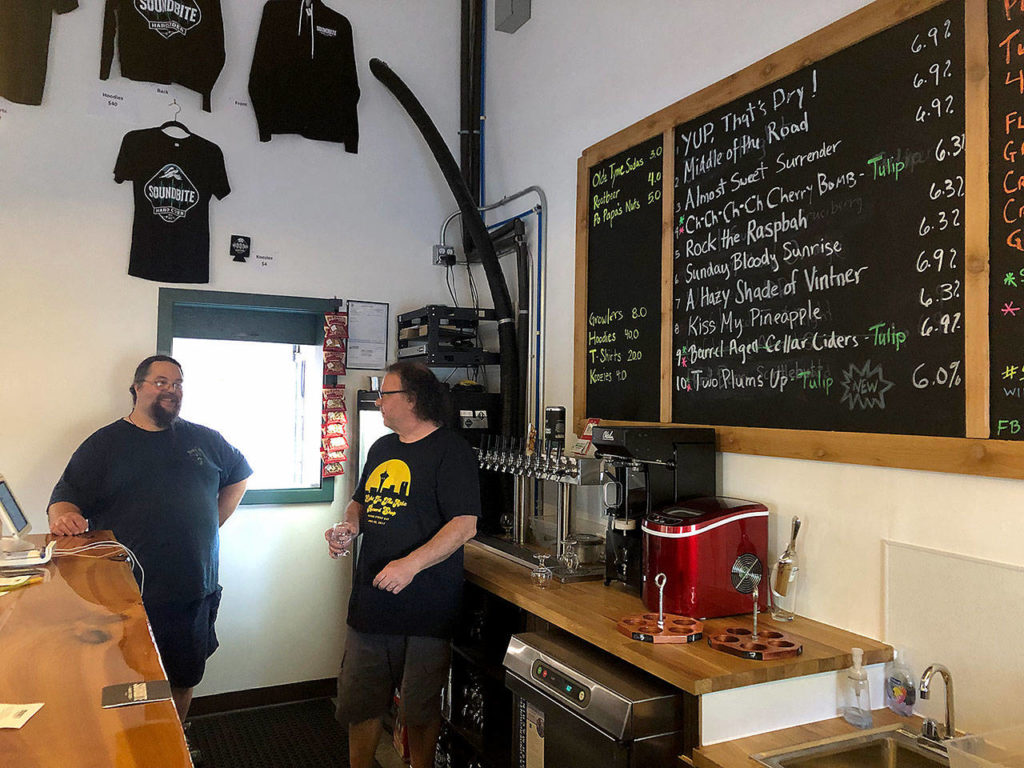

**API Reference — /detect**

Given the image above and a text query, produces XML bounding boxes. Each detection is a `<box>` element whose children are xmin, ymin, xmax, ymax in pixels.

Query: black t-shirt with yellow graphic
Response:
<box><xmin>348</xmin><ymin>428</ymin><xmax>480</xmax><ymax>637</ymax></box>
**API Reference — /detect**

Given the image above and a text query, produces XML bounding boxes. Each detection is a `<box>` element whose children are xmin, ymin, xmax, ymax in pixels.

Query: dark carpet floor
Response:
<box><xmin>186</xmin><ymin>698</ymin><xmax>383</xmax><ymax>768</ymax></box>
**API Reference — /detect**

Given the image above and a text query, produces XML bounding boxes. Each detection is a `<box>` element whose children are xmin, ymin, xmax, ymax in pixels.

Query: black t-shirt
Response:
<box><xmin>0</xmin><ymin>0</ymin><xmax>78</xmax><ymax>106</ymax></box>
<box><xmin>49</xmin><ymin>419</ymin><xmax>252</xmax><ymax>606</ymax></box>
<box><xmin>349</xmin><ymin>428</ymin><xmax>481</xmax><ymax>638</ymax></box>
<box><xmin>114</xmin><ymin>126</ymin><xmax>229</xmax><ymax>283</ymax></box>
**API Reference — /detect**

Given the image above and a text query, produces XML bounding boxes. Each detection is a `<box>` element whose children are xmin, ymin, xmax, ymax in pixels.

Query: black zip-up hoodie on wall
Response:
<box><xmin>100</xmin><ymin>0</ymin><xmax>225</xmax><ymax>112</ymax></box>
<box><xmin>248</xmin><ymin>0</ymin><xmax>359</xmax><ymax>152</ymax></box>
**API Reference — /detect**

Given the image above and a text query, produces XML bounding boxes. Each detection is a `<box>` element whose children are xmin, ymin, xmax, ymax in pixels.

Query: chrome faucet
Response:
<box><xmin>920</xmin><ymin>663</ymin><xmax>955</xmax><ymax>741</ymax></box>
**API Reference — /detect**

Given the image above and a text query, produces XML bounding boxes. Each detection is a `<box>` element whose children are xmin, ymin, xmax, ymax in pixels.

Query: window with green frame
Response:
<box><xmin>157</xmin><ymin>289</ymin><xmax>341</xmax><ymax>505</ymax></box>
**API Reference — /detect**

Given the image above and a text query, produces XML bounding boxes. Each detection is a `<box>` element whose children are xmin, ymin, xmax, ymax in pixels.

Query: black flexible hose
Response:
<box><xmin>369</xmin><ymin>58</ymin><xmax>520</xmax><ymax>436</ymax></box>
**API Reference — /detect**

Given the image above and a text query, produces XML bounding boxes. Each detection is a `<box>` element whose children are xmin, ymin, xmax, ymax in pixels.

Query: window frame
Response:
<box><xmin>157</xmin><ymin>288</ymin><xmax>341</xmax><ymax>505</ymax></box>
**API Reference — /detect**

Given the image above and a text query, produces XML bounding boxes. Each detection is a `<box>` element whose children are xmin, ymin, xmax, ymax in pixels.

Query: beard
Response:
<box><xmin>148</xmin><ymin>394</ymin><xmax>181</xmax><ymax>429</ymax></box>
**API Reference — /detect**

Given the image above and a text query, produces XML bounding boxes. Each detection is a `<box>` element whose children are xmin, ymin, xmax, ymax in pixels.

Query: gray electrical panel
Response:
<box><xmin>495</xmin><ymin>0</ymin><xmax>530</xmax><ymax>33</ymax></box>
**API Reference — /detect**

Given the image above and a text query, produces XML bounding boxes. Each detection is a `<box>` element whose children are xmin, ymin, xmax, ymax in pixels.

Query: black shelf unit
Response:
<box><xmin>397</xmin><ymin>305</ymin><xmax>500</xmax><ymax>367</ymax></box>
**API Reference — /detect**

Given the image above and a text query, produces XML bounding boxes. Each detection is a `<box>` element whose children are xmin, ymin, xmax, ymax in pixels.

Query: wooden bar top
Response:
<box><xmin>0</xmin><ymin>532</ymin><xmax>190</xmax><ymax>768</ymax></box>
<box><xmin>693</xmin><ymin>709</ymin><xmax>920</xmax><ymax>768</ymax></box>
<box><xmin>464</xmin><ymin>541</ymin><xmax>891</xmax><ymax>695</ymax></box>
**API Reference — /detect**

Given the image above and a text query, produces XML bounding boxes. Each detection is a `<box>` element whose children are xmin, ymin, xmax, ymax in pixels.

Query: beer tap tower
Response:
<box><xmin>475</xmin><ymin>431</ymin><xmax>603</xmax><ymax>581</ymax></box>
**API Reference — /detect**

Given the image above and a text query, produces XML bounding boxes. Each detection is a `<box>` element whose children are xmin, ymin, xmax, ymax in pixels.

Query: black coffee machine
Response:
<box><xmin>592</xmin><ymin>426</ymin><xmax>717</xmax><ymax>593</ymax></box>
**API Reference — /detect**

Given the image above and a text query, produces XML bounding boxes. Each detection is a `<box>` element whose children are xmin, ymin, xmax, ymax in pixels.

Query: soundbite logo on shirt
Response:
<box><xmin>145</xmin><ymin>164</ymin><xmax>198</xmax><ymax>223</ymax></box>
<box><xmin>316</xmin><ymin>25</ymin><xmax>337</xmax><ymax>37</ymax></box>
<box><xmin>134</xmin><ymin>0</ymin><xmax>202</xmax><ymax>39</ymax></box>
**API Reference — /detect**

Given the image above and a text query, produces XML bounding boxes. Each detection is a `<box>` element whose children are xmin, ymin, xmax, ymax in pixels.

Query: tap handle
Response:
<box><xmin>789</xmin><ymin>516</ymin><xmax>802</xmax><ymax>549</ymax></box>
<box><xmin>655</xmin><ymin>572</ymin><xmax>667</xmax><ymax>629</ymax></box>
<box><xmin>752</xmin><ymin>586</ymin><xmax>759</xmax><ymax>640</ymax></box>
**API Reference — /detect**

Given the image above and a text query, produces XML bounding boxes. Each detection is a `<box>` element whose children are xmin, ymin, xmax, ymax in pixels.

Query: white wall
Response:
<box><xmin>483</xmin><ymin>1</ymin><xmax>1024</xmax><ymax>731</ymax></box>
<box><xmin>0</xmin><ymin>0</ymin><xmax>462</xmax><ymax>696</ymax></box>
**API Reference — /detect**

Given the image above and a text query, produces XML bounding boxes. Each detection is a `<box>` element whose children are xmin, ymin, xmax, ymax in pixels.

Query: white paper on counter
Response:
<box><xmin>0</xmin><ymin>702</ymin><xmax>43</xmax><ymax>729</ymax></box>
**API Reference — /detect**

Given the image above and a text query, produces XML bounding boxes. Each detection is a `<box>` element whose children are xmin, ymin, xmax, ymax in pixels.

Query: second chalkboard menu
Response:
<box><xmin>671</xmin><ymin>0</ymin><xmax>966</xmax><ymax>436</ymax></box>
<box><xmin>585</xmin><ymin>135</ymin><xmax>664</xmax><ymax>422</ymax></box>
<box><xmin>989</xmin><ymin>1</ymin><xmax>1024</xmax><ymax>440</ymax></box>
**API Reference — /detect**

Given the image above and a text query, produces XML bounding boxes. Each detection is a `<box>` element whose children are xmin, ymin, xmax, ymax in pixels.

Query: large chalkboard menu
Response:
<box><xmin>990</xmin><ymin>1</ymin><xmax>1024</xmax><ymax>440</ymax></box>
<box><xmin>585</xmin><ymin>135</ymin><xmax>664</xmax><ymax>422</ymax></box>
<box><xmin>671</xmin><ymin>0</ymin><xmax>966</xmax><ymax>436</ymax></box>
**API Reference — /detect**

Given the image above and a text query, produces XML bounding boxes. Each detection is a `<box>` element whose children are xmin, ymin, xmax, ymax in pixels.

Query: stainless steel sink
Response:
<box><xmin>752</xmin><ymin>725</ymin><xmax>950</xmax><ymax>768</ymax></box>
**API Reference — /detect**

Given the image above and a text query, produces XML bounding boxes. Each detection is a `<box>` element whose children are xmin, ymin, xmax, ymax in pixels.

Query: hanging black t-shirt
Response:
<box><xmin>114</xmin><ymin>126</ymin><xmax>229</xmax><ymax>283</ymax></box>
<box><xmin>0</xmin><ymin>0</ymin><xmax>78</xmax><ymax>106</ymax></box>
<box><xmin>48</xmin><ymin>419</ymin><xmax>252</xmax><ymax>606</ymax></box>
<box><xmin>348</xmin><ymin>428</ymin><xmax>481</xmax><ymax>638</ymax></box>
<box><xmin>100</xmin><ymin>0</ymin><xmax>225</xmax><ymax>112</ymax></box>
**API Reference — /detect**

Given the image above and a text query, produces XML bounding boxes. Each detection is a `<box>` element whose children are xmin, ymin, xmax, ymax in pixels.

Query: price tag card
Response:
<box><xmin>0</xmin><ymin>100</ymin><xmax>14</xmax><ymax>130</ymax></box>
<box><xmin>89</xmin><ymin>88</ymin><xmax>140</xmax><ymax>124</ymax></box>
<box><xmin>253</xmin><ymin>252</ymin><xmax>278</xmax><ymax>272</ymax></box>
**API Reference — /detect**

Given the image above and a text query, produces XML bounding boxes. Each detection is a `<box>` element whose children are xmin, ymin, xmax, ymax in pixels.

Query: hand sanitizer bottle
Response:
<box><xmin>842</xmin><ymin>647</ymin><xmax>874</xmax><ymax>728</ymax></box>
<box><xmin>884</xmin><ymin>649</ymin><xmax>916</xmax><ymax>717</ymax></box>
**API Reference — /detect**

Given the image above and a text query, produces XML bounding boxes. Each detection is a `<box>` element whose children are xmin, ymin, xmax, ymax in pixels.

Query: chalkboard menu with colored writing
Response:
<box><xmin>585</xmin><ymin>135</ymin><xmax>664</xmax><ymax>422</ymax></box>
<box><xmin>990</xmin><ymin>1</ymin><xmax>1024</xmax><ymax>440</ymax></box>
<box><xmin>671</xmin><ymin>0</ymin><xmax>966</xmax><ymax>436</ymax></box>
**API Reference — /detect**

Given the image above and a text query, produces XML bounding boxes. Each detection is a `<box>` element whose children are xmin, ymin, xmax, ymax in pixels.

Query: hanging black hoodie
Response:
<box><xmin>100</xmin><ymin>0</ymin><xmax>225</xmax><ymax>112</ymax></box>
<box><xmin>248</xmin><ymin>0</ymin><xmax>359</xmax><ymax>152</ymax></box>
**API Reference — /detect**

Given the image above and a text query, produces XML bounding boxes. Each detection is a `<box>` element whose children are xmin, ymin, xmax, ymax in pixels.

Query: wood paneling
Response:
<box><xmin>0</xmin><ymin>532</ymin><xmax>190</xmax><ymax>768</ymax></box>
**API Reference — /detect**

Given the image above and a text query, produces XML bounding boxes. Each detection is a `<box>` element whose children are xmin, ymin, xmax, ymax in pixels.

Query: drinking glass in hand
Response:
<box><xmin>329</xmin><ymin>523</ymin><xmax>354</xmax><ymax>558</ymax></box>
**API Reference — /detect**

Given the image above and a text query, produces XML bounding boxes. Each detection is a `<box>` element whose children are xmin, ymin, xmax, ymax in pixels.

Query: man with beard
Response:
<box><xmin>47</xmin><ymin>355</ymin><xmax>251</xmax><ymax>724</ymax></box>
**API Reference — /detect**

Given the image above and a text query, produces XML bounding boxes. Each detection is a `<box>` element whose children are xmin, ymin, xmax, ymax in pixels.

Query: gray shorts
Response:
<box><xmin>336</xmin><ymin>629</ymin><xmax>451</xmax><ymax>727</ymax></box>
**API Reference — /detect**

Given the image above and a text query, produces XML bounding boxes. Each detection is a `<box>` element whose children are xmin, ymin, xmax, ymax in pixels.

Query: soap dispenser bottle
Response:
<box><xmin>842</xmin><ymin>647</ymin><xmax>874</xmax><ymax>729</ymax></box>
<box><xmin>884</xmin><ymin>649</ymin><xmax>916</xmax><ymax>717</ymax></box>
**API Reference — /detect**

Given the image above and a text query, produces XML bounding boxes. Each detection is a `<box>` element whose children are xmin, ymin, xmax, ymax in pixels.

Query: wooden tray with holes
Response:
<box><xmin>617</xmin><ymin>613</ymin><xmax>703</xmax><ymax>644</ymax></box>
<box><xmin>707</xmin><ymin>624</ymin><xmax>803</xmax><ymax>660</ymax></box>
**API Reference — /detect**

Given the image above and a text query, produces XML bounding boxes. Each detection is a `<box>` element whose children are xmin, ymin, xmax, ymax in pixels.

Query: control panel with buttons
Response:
<box><xmin>531</xmin><ymin>660</ymin><xmax>591</xmax><ymax>707</ymax></box>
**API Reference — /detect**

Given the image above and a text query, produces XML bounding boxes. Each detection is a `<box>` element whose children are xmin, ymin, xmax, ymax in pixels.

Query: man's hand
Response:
<box><xmin>48</xmin><ymin>505</ymin><xmax>88</xmax><ymax>536</ymax></box>
<box><xmin>373</xmin><ymin>557</ymin><xmax>419</xmax><ymax>594</ymax></box>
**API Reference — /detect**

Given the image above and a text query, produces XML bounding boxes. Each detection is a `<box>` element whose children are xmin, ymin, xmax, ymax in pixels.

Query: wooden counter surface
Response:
<box><xmin>0</xmin><ymin>532</ymin><xmax>190</xmax><ymax>768</ymax></box>
<box><xmin>465</xmin><ymin>541</ymin><xmax>891</xmax><ymax>696</ymax></box>
<box><xmin>693</xmin><ymin>709</ymin><xmax>920</xmax><ymax>768</ymax></box>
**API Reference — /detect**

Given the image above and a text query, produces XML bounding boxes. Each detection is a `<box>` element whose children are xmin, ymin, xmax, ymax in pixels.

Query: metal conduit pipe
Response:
<box><xmin>369</xmin><ymin>58</ymin><xmax>520</xmax><ymax>436</ymax></box>
<box><xmin>439</xmin><ymin>185</ymin><xmax>549</xmax><ymax>437</ymax></box>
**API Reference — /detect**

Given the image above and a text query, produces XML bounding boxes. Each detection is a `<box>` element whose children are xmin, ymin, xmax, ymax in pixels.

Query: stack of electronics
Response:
<box><xmin>397</xmin><ymin>305</ymin><xmax>499</xmax><ymax>367</ymax></box>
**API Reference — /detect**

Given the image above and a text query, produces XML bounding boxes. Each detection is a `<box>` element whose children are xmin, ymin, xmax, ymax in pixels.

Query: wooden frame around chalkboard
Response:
<box><xmin>572</xmin><ymin>0</ymin><xmax>1019</xmax><ymax>479</ymax></box>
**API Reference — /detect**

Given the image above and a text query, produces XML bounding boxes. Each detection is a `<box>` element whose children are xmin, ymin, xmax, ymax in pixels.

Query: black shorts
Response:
<box><xmin>146</xmin><ymin>588</ymin><xmax>222</xmax><ymax>689</ymax></box>
<box><xmin>336</xmin><ymin>629</ymin><xmax>451</xmax><ymax>727</ymax></box>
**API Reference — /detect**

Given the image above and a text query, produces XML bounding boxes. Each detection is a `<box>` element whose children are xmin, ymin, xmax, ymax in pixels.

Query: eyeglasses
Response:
<box><xmin>143</xmin><ymin>379</ymin><xmax>184</xmax><ymax>392</ymax></box>
<box><xmin>374</xmin><ymin>389</ymin><xmax>408</xmax><ymax>399</ymax></box>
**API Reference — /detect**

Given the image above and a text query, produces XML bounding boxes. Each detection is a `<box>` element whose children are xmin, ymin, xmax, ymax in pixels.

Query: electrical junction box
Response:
<box><xmin>432</xmin><ymin>245</ymin><xmax>456</xmax><ymax>266</ymax></box>
<box><xmin>495</xmin><ymin>0</ymin><xmax>530</xmax><ymax>33</ymax></box>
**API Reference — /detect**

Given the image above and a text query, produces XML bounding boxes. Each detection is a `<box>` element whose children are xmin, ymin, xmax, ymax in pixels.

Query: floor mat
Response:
<box><xmin>187</xmin><ymin>698</ymin><xmax>377</xmax><ymax>768</ymax></box>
